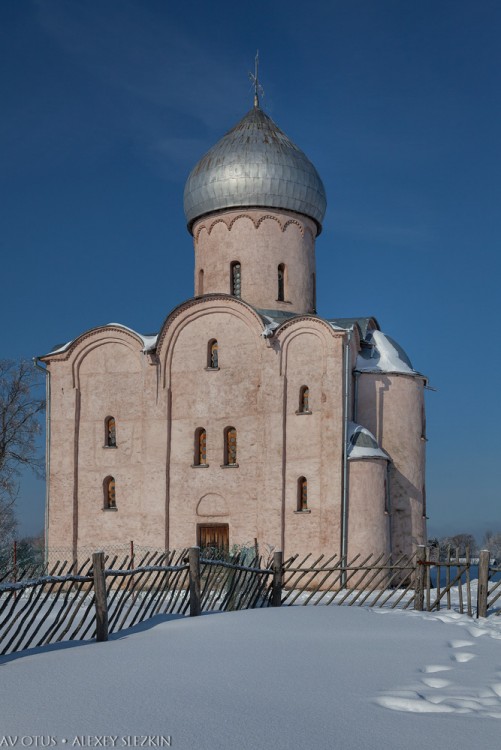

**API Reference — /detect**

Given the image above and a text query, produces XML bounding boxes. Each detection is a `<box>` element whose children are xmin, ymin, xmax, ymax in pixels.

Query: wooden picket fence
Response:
<box><xmin>0</xmin><ymin>545</ymin><xmax>498</xmax><ymax>657</ymax></box>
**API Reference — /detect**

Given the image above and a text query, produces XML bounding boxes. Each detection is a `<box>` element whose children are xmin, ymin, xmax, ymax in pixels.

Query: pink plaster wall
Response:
<box><xmin>44</xmin><ymin>300</ymin><xmax>354</xmax><ymax>563</ymax></box>
<box><xmin>192</xmin><ymin>209</ymin><xmax>317</xmax><ymax>314</ymax></box>
<box><xmin>356</xmin><ymin>372</ymin><xmax>427</xmax><ymax>557</ymax></box>
<box><xmin>347</xmin><ymin>459</ymin><xmax>390</xmax><ymax>562</ymax></box>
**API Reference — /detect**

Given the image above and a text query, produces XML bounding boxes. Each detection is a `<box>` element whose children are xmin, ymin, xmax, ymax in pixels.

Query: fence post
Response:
<box><xmin>271</xmin><ymin>551</ymin><xmax>283</xmax><ymax>607</ymax></box>
<box><xmin>414</xmin><ymin>545</ymin><xmax>426</xmax><ymax>612</ymax></box>
<box><xmin>92</xmin><ymin>551</ymin><xmax>109</xmax><ymax>642</ymax></box>
<box><xmin>188</xmin><ymin>546</ymin><xmax>201</xmax><ymax>617</ymax></box>
<box><xmin>477</xmin><ymin>549</ymin><xmax>490</xmax><ymax>619</ymax></box>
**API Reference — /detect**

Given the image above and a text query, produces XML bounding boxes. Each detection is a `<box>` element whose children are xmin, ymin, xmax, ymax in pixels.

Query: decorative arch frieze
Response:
<box><xmin>227</xmin><ymin>213</ymin><xmax>259</xmax><ymax>232</ymax></box>
<box><xmin>282</xmin><ymin>218</ymin><xmax>305</xmax><ymax>236</ymax></box>
<box><xmin>193</xmin><ymin>210</ymin><xmax>311</xmax><ymax>242</ymax></box>
<box><xmin>255</xmin><ymin>213</ymin><xmax>285</xmax><ymax>232</ymax></box>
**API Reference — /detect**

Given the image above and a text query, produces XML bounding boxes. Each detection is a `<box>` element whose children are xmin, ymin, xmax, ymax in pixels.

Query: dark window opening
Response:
<box><xmin>194</xmin><ymin>428</ymin><xmax>207</xmax><ymax>466</ymax></box>
<box><xmin>104</xmin><ymin>476</ymin><xmax>116</xmax><ymax>510</ymax></box>
<box><xmin>208</xmin><ymin>339</ymin><xmax>219</xmax><ymax>369</ymax></box>
<box><xmin>278</xmin><ymin>264</ymin><xmax>285</xmax><ymax>301</ymax></box>
<box><xmin>231</xmin><ymin>262</ymin><xmax>241</xmax><ymax>297</ymax></box>
<box><xmin>105</xmin><ymin>417</ymin><xmax>116</xmax><ymax>447</ymax></box>
<box><xmin>299</xmin><ymin>386</ymin><xmax>310</xmax><ymax>413</ymax></box>
<box><xmin>297</xmin><ymin>476</ymin><xmax>308</xmax><ymax>511</ymax></box>
<box><xmin>224</xmin><ymin>426</ymin><xmax>237</xmax><ymax>466</ymax></box>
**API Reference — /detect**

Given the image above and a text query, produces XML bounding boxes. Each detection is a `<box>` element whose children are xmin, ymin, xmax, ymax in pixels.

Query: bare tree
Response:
<box><xmin>483</xmin><ymin>532</ymin><xmax>501</xmax><ymax>561</ymax></box>
<box><xmin>0</xmin><ymin>360</ymin><xmax>45</xmax><ymax>540</ymax></box>
<box><xmin>430</xmin><ymin>534</ymin><xmax>477</xmax><ymax>561</ymax></box>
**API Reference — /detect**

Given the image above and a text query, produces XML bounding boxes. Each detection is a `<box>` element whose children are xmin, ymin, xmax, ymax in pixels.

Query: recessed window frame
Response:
<box><xmin>296</xmin><ymin>386</ymin><xmax>312</xmax><ymax>415</ymax></box>
<box><xmin>294</xmin><ymin>476</ymin><xmax>311</xmax><ymax>513</ymax></box>
<box><xmin>103</xmin><ymin>475</ymin><xmax>117</xmax><ymax>511</ymax></box>
<box><xmin>104</xmin><ymin>416</ymin><xmax>117</xmax><ymax>448</ymax></box>
<box><xmin>206</xmin><ymin>339</ymin><xmax>219</xmax><ymax>370</ymax></box>
<box><xmin>222</xmin><ymin>426</ymin><xmax>239</xmax><ymax>468</ymax></box>
<box><xmin>192</xmin><ymin>427</ymin><xmax>209</xmax><ymax>468</ymax></box>
<box><xmin>230</xmin><ymin>261</ymin><xmax>241</xmax><ymax>298</ymax></box>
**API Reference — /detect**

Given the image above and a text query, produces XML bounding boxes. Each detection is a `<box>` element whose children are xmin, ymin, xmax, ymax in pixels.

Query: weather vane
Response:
<box><xmin>249</xmin><ymin>50</ymin><xmax>264</xmax><ymax>107</ymax></box>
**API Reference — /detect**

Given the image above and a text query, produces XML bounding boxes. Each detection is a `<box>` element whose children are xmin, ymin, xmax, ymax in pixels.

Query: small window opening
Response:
<box><xmin>297</xmin><ymin>477</ymin><xmax>308</xmax><ymax>511</ymax></box>
<box><xmin>208</xmin><ymin>339</ymin><xmax>218</xmax><ymax>369</ymax></box>
<box><xmin>277</xmin><ymin>264</ymin><xmax>285</xmax><ymax>302</ymax></box>
<box><xmin>231</xmin><ymin>262</ymin><xmax>241</xmax><ymax>297</ymax></box>
<box><xmin>104</xmin><ymin>476</ymin><xmax>116</xmax><ymax>509</ymax></box>
<box><xmin>198</xmin><ymin>269</ymin><xmax>204</xmax><ymax>296</ymax></box>
<box><xmin>194</xmin><ymin>428</ymin><xmax>207</xmax><ymax>466</ymax></box>
<box><xmin>224</xmin><ymin>427</ymin><xmax>237</xmax><ymax>466</ymax></box>
<box><xmin>299</xmin><ymin>386</ymin><xmax>310</xmax><ymax>413</ymax></box>
<box><xmin>105</xmin><ymin>416</ymin><xmax>116</xmax><ymax>447</ymax></box>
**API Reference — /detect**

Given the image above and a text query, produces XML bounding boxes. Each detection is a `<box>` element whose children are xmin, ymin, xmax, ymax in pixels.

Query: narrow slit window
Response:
<box><xmin>277</xmin><ymin>264</ymin><xmax>285</xmax><ymax>301</ymax></box>
<box><xmin>104</xmin><ymin>476</ymin><xmax>116</xmax><ymax>509</ymax></box>
<box><xmin>225</xmin><ymin>427</ymin><xmax>237</xmax><ymax>466</ymax></box>
<box><xmin>299</xmin><ymin>386</ymin><xmax>310</xmax><ymax>413</ymax></box>
<box><xmin>198</xmin><ymin>269</ymin><xmax>204</xmax><ymax>296</ymax></box>
<box><xmin>195</xmin><ymin>428</ymin><xmax>207</xmax><ymax>466</ymax></box>
<box><xmin>208</xmin><ymin>339</ymin><xmax>218</xmax><ymax>369</ymax></box>
<box><xmin>105</xmin><ymin>416</ymin><xmax>116</xmax><ymax>447</ymax></box>
<box><xmin>297</xmin><ymin>477</ymin><xmax>308</xmax><ymax>511</ymax></box>
<box><xmin>231</xmin><ymin>262</ymin><xmax>241</xmax><ymax>297</ymax></box>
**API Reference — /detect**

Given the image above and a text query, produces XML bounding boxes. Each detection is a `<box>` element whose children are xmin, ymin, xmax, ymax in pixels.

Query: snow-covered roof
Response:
<box><xmin>355</xmin><ymin>330</ymin><xmax>419</xmax><ymax>376</ymax></box>
<box><xmin>347</xmin><ymin>421</ymin><xmax>389</xmax><ymax>461</ymax></box>
<box><xmin>328</xmin><ymin>317</ymin><xmax>379</xmax><ymax>339</ymax></box>
<box><xmin>45</xmin><ymin>323</ymin><xmax>158</xmax><ymax>356</ymax></box>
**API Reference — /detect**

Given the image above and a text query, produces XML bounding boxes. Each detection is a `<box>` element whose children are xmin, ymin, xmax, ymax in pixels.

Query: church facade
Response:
<box><xmin>39</xmin><ymin>103</ymin><xmax>427</xmax><ymax>562</ymax></box>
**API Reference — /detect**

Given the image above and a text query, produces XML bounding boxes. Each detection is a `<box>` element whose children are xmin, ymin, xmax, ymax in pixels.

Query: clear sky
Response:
<box><xmin>1</xmin><ymin>0</ymin><xmax>500</xmax><ymax>542</ymax></box>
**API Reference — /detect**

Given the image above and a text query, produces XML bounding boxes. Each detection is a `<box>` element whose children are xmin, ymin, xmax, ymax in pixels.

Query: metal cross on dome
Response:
<box><xmin>249</xmin><ymin>50</ymin><xmax>264</xmax><ymax>107</ymax></box>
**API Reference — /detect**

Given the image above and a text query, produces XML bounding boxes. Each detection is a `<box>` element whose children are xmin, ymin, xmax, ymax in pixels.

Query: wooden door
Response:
<box><xmin>198</xmin><ymin>524</ymin><xmax>229</xmax><ymax>553</ymax></box>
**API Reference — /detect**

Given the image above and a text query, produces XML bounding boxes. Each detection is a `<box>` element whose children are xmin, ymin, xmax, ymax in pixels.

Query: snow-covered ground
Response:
<box><xmin>1</xmin><ymin>606</ymin><xmax>501</xmax><ymax>749</ymax></box>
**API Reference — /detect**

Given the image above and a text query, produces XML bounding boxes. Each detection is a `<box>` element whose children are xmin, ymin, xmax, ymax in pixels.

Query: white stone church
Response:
<box><xmin>39</xmin><ymin>99</ymin><xmax>427</xmax><ymax>562</ymax></box>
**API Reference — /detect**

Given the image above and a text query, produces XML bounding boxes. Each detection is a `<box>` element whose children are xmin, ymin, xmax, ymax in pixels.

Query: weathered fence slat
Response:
<box><xmin>93</xmin><ymin>552</ymin><xmax>108</xmax><ymax>642</ymax></box>
<box><xmin>1</xmin><ymin>543</ymin><xmax>494</xmax><ymax>658</ymax></box>
<box><xmin>188</xmin><ymin>547</ymin><xmax>201</xmax><ymax>617</ymax></box>
<box><xmin>477</xmin><ymin>549</ymin><xmax>489</xmax><ymax>618</ymax></box>
<box><xmin>271</xmin><ymin>551</ymin><xmax>283</xmax><ymax>607</ymax></box>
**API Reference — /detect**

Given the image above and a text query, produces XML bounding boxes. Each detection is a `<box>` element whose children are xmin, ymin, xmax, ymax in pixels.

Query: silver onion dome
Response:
<box><xmin>183</xmin><ymin>106</ymin><xmax>327</xmax><ymax>233</ymax></box>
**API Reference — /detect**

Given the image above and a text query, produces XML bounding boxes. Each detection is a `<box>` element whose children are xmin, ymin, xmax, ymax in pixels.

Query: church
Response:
<box><xmin>38</xmin><ymin>95</ymin><xmax>427</xmax><ymax>563</ymax></box>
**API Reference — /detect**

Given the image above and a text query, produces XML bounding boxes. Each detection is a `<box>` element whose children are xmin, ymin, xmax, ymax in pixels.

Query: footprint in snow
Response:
<box><xmin>422</xmin><ymin>664</ymin><xmax>452</xmax><ymax>673</ymax></box>
<box><xmin>451</xmin><ymin>652</ymin><xmax>476</xmax><ymax>663</ymax></box>
<box><xmin>375</xmin><ymin>695</ymin><xmax>455</xmax><ymax>713</ymax></box>
<box><xmin>467</xmin><ymin>626</ymin><xmax>489</xmax><ymax>638</ymax></box>
<box><xmin>421</xmin><ymin>677</ymin><xmax>452</xmax><ymax>688</ymax></box>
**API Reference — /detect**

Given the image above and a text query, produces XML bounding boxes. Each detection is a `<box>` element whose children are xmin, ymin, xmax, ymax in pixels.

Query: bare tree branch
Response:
<box><xmin>0</xmin><ymin>360</ymin><xmax>45</xmax><ymax>540</ymax></box>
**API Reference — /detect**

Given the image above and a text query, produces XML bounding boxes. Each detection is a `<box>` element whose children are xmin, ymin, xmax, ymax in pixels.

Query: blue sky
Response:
<box><xmin>1</xmin><ymin>0</ymin><xmax>500</xmax><ymax>542</ymax></box>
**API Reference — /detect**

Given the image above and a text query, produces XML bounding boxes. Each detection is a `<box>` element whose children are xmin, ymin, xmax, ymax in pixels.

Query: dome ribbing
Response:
<box><xmin>183</xmin><ymin>106</ymin><xmax>327</xmax><ymax>233</ymax></box>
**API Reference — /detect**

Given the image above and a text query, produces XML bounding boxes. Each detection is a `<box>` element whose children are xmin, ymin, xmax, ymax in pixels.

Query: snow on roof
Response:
<box><xmin>46</xmin><ymin>323</ymin><xmax>158</xmax><ymax>356</ymax></box>
<box><xmin>107</xmin><ymin>323</ymin><xmax>158</xmax><ymax>352</ymax></box>
<box><xmin>355</xmin><ymin>329</ymin><xmax>418</xmax><ymax>376</ymax></box>
<box><xmin>260</xmin><ymin>315</ymin><xmax>280</xmax><ymax>338</ymax></box>
<box><xmin>347</xmin><ymin>421</ymin><xmax>389</xmax><ymax>461</ymax></box>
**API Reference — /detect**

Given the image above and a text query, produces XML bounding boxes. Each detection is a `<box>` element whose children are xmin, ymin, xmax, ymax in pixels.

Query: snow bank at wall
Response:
<box><xmin>2</xmin><ymin>607</ymin><xmax>501</xmax><ymax>750</ymax></box>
